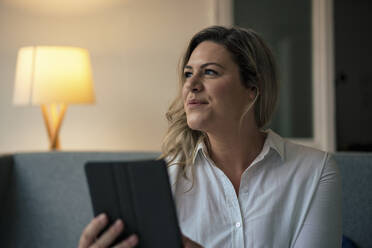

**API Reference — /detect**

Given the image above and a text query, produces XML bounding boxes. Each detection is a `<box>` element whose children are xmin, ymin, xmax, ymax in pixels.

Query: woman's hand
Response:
<box><xmin>78</xmin><ymin>213</ymin><xmax>138</xmax><ymax>248</ymax></box>
<box><xmin>182</xmin><ymin>235</ymin><xmax>204</xmax><ymax>248</ymax></box>
<box><xmin>79</xmin><ymin>213</ymin><xmax>202</xmax><ymax>248</ymax></box>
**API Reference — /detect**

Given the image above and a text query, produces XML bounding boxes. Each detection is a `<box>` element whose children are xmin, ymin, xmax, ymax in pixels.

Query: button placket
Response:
<box><xmin>203</xmin><ymin>152</ymin><xmax>245</xmax><ymax>247</ymax></box>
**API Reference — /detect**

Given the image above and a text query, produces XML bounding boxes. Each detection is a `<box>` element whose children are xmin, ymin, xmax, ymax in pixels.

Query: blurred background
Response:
<box><xmin>0</xmin><ymin>0</ymin><xmax>371</xmax><ymax>153</ymax></box>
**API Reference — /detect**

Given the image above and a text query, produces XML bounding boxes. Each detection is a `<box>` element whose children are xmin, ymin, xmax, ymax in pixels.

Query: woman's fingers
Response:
<box><xmin>93</xmin><ymin>219</ymin><xmax>124</xmax><ymax>248</ymax></box>
<box><xmin>114</xmin><ymin>234</ymin><xmax>139</xmax><ymax>248</ymax></box>
<box><xmin>182</xmin><ymin>235</ymin><xmax>203</xmax><ymax>248</ymax></box>
<box><xmin>79</xmin><ymin>214</ymin><xmax>138</xmax><ymax>248</ymax></box>
<box><xmin>78</xmin><ymin>214</ymin><xmax>138</xmax><ymax>248</ymax></box>
<box><xmin>79</xmin><ymin>213</ymin><xmax>108</xmax><ymax>248</ymax></box>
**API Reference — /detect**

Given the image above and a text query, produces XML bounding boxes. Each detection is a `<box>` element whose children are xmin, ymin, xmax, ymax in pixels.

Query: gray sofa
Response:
<box><xmin>0</xmin><ymin>152</ymin><xmax>371</xmax><ymax>247</ymax></box>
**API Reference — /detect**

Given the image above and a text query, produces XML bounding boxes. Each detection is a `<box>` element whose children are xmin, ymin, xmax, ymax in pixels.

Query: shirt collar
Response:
<box><xmin>264</xmin><ymin>129</ymin><xmax>285</xmax><ymax>161</ymax></box>
<box><xmin>192</xmin><ymin>129</ymin><xmax>285</xmax><ymax>164</ymax></box>
<box><xmin>192</xmin><ymin>138</ymin><xmax>208</xmax><ymax>164</ymax></box>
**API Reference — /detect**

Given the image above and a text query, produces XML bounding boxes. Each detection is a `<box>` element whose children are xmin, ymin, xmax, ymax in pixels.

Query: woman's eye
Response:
<box><xmin>184</xmin><ymin>71</ymin><xmax>192</xmax><ymax>78</ymax></box>
<box><xmin>205</xmin><ymin>69</ymin><xmax>218</xmax><ymax>76</ymax></box>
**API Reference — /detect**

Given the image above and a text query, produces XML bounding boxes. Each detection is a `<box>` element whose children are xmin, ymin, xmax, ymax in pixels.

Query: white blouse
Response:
<box><xmin>167</xmin><ymin>130</ymin><xmax>342</xmax><ymax>248</ymax></box>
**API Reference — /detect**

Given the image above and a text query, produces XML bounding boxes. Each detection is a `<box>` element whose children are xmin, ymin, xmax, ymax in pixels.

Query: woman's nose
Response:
<box><xmin>187</xmin><ymin>75</ymin><xmax>203</xmax><ymax>93</ymax></box>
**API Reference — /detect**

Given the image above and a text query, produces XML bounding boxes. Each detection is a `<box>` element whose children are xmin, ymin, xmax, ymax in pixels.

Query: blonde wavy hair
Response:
<box><xmin>160</xmin><ymin>26</ymin><xmax>279</xmax><ymax>177</ymax></box>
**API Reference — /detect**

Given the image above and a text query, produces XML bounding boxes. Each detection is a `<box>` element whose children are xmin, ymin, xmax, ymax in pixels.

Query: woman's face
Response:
<box><xmin>182</xmin><ymin>41</ymin><xmax>255</xmax><ymax>133</ymax></box>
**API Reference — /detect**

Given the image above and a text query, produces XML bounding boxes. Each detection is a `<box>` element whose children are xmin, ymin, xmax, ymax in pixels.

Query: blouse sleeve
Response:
<box><xmin>293</xmin><ymin>154</ymin><xmax>343</xmax><ymax>248</ymax></box>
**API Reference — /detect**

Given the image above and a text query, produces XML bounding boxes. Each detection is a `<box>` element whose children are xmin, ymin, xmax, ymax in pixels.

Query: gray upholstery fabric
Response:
<box><xmin>334</xmin><ymin>153</ymin><xmax>372</xmax><ymax>248</ymax></box>
<box><xmin>0</xmin><ymin>152</ymin><xmax>159</xmax><ymax>248</ymax></box>
<box><xmin>0</xmin><ymin>152</ymin><xmax>371</xmax><ymax>247</ymax></box>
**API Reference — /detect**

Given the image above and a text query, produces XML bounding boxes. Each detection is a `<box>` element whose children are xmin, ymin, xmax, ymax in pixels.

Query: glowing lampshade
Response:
<box><xmin>13</xmin><ymin>46</ymin><xmax>95</xmax><ymax>150</ymax></box>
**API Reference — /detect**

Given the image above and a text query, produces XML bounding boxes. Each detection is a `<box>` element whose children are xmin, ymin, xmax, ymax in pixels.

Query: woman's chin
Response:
<box><xmin>187</xmin><ymin>119</ymin><xmax>206</xmax><ymax>132</ymax></box>
<box><xmin>186</xmin><ymin>111</ymin><xmax>212</xmax><ymax>131</ymax></box>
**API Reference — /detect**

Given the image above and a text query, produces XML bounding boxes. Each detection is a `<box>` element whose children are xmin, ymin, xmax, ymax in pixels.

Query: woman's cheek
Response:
<box><xmin>210</xmin><ymin>81</ymin><xmax>231</xmax><ymax>101</ymax></box>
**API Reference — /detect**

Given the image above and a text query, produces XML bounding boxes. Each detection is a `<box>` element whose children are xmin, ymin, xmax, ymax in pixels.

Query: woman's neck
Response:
<box><xmin>206</xmin><ymin>124</ymin><xmax>266</xmax><ymax>177</ymax></box>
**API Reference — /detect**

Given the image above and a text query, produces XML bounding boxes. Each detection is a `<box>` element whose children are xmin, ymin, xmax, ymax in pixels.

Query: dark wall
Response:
<box><xmin>335</xmin><ymin>0</ymin><xmax>372</xmax><ymax>151</ymax></box>
<box><xmin>234</xmin><ymin>0</ymin><xmax>313</xmax><ymax>138</ymax></box>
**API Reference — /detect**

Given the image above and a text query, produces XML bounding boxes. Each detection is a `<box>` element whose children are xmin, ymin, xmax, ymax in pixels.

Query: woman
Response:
<box><xmin>79</xmin><ymin>26</ymin><xmax>342</xmax><ymax>248</ymax></box>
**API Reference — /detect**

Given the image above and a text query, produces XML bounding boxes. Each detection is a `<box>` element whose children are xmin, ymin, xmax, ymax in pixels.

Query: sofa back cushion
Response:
<box><xmin>334</xmin><ymin>152</ymin><xmax>372</xmax><ymax>248</ymax></box>
<box><xmin>0</xmin><ymin>152</ymin><xmax>371</xmax><ymax>247</ymax></box>
<box><xmin>0</xmin><ymin>152</ymin><xmax>159</xmax><ymax>248</ymax></box>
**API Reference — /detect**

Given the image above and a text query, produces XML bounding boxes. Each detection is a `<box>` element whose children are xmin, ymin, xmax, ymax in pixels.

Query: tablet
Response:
<box><xmin>84</xmin><ymin>159</ymin><xmax>182</xmax><ymax>247</ymax></box>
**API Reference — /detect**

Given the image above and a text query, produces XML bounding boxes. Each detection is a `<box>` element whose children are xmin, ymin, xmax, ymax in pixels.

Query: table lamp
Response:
<box><xmin>13</xmin><ymin>46</ymin><xmax>95</xmax><ymax>150</ymax></box>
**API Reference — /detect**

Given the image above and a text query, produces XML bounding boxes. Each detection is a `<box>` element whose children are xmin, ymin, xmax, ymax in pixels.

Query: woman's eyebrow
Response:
<box><xmin>184</xmin><ymin>62</ymin><xmax>225</xmax><ymax>70</ymax></box>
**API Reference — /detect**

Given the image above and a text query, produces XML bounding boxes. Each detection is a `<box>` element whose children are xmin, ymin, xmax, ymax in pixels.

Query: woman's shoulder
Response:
<box><xmin>286</xmin><ymin>139</ymin><xmax>328</xmax><ymax>160</ymax></box>
<box><xmin>268</xmin><ymin>132</ymin><xmax>340</xmax><ymax>192</ymax></box>
<box><xmin>163</xmin><ymin>155</ymin><xmax>184</xmax><ymax>189</ymax></box>
<box><xmin>268</xmin><ymin>130</ymin><xmax>335</xmax><ymax>172</ymax></box>
<box><xmin>282</xmin><ymin>137</ymin><xmax>336</xmax><ymax>176</ymax></box>
<box><xmin>167</xmin><ymin>163</ymin><xmax>182</xmax><ymax>182</ymax></box>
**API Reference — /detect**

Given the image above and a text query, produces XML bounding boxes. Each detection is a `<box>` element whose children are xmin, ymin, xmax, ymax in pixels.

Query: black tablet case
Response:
<box><xmin>84</xmin><ymin>160</ymin><xmax>182</xmax><ymax>248</ymax></box>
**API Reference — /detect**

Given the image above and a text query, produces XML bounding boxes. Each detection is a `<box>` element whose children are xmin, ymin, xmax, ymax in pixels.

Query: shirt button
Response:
<box><xmin>235</xmin><ymin>222</ymin><xmax>241</xmax><ymax>228</ymax></box>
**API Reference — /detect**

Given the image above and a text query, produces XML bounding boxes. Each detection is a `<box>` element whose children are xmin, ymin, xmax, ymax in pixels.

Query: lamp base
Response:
<box><xmin>41</xmin><ymin>104</ymin><xmax>67</xmax><ymax>150</ymax></box>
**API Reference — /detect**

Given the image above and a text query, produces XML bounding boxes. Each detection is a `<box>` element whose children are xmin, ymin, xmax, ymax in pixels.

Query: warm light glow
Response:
<box><xmin>2</xmin><ymin>0</ymin><xmax>127</xmax><ymax>16</ymax></box>
<box><xmin>13</xmin><ymin>46</ymin><xmax>95</xmax><ymax>105</ymax></box>
<box><xmin>13</xmin><ymin>46</ymin><xmax>95</xmax><ymax>150</ymax></box>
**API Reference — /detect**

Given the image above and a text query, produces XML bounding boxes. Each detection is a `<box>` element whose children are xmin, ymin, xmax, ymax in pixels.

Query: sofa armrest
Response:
<box><xmin>0</xmin><ymin>155</ymin><xmax>13</xmax><ymax>212</ymax></box>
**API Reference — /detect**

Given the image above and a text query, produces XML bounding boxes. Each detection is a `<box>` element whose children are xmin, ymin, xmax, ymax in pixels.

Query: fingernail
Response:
<box><xmin>98</xmin><ymin>213</ymin><xmax>106</xmax><ymax>221</ymax></box>
<box><xmin>128</xmin><ymin>234</ymin><xmax>138</xmax><ymax>245</ymax></box>
<box><xmin>115</xmin><ymin>219</ymin><xmax>123</xmax><ymax>228</ymax></box>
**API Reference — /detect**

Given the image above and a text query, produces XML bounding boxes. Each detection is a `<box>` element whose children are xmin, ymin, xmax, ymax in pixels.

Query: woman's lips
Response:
<box><xmin>187</xmin><ymin>100</ymin><xmax>208</xmax><ymax>108</ymax></box>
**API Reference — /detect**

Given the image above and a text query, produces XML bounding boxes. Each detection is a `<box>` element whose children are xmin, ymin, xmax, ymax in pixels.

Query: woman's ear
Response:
<box><xmin>248</xmin><ymin>85</ymin><xmax>259</xmax><ymax>102</ymax></box>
